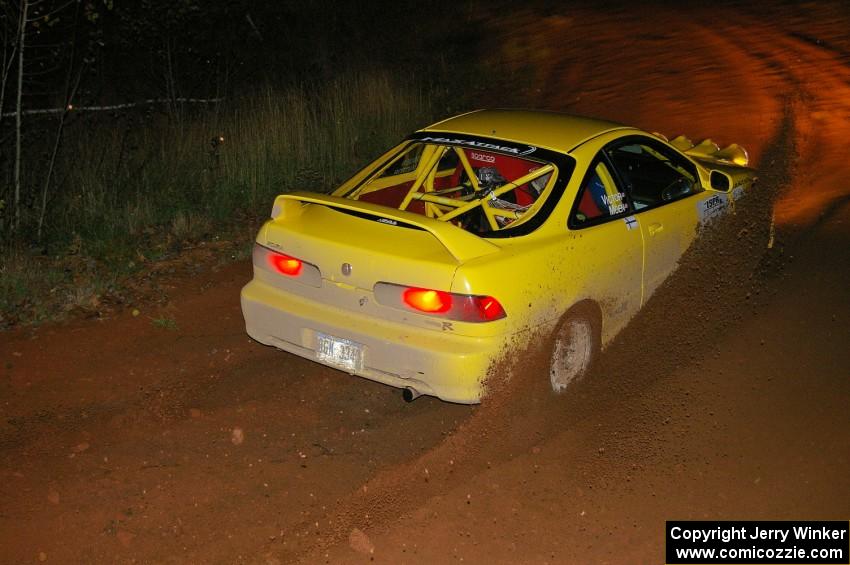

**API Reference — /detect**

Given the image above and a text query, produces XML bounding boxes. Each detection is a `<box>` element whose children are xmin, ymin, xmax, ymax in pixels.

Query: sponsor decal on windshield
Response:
<box><xmin>418</xmin><ymin>136</ymin><xmax>537</xmax><ymax>156</ymax></box>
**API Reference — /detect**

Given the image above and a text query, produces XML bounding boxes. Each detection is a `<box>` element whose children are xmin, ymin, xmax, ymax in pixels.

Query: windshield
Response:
<box><xmin>338</xmin><ymin>133</ymin><xmax>573</xmax><ymax>236</ymax></box>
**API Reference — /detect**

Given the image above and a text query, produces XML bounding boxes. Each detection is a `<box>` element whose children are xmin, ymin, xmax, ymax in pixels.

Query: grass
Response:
<box><xmin>0</xmin><ymin>70</ymin><xmax>450</xmax><ymax>328</ymax></box>
<box><xmin>60</xmin><ymin>71</ymin><xmax>439</xmax><ymax>238</ymax></box>
<box><xmin>150</xmin><ymin>317</ymin><xmax>178</xmax><ymax>331</ymax></box>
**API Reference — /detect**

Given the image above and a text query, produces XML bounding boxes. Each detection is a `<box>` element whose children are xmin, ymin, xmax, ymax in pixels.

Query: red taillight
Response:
<box><xmin>268</xmin><ymin>253</ymin><xmax>303</xmax><ymax>276</ymax></box>
<box><xmin>254</xmin><ymin>244</ymin><xmax>321</xmax><ymax>287</ymax></box>
<box><xmin>375</xmin><ymin>282</ymin><xmax>506</xmax><ymax>322</ymax></box>
<box><xmin>474</xmin><ymin>295</ymin><xmax>506</xmax><ymax>321</ymax></box>
<box><xmin>403</xmin><ymin>288</ymin><xmax>452</xmax><ymax>313</ymax></box>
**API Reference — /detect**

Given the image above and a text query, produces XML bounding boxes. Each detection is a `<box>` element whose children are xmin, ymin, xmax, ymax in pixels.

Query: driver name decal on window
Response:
<box><xmin>600</xmin><ymin>192</ymin><xmax>628</xmax><ymax>215</ymax></box>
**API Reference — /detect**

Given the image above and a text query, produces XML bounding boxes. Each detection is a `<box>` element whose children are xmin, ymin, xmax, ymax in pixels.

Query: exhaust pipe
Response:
<box><xmin>402</xmin><ymin>387</ymin><xmax>421</xmax><ymax>403</ymax></box>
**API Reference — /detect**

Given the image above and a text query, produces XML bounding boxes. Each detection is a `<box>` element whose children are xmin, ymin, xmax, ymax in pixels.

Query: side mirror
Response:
<box><xmin>709</xmin><ymin>170</ymin><xmax>732</xmax><ymax>192</ymax></box>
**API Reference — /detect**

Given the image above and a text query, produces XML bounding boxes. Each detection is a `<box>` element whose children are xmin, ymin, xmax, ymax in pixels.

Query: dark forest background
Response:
<box><xmin>0</xmin><ymin>0</ymin><xmax>480</xmax><ymax>325</ymax></box>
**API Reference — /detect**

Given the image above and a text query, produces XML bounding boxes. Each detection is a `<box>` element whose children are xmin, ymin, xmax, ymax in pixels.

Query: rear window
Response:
<box><xmin>340</xmin><ymin>133</ymin><xmax>573</xmax><ymax>236</ymax></box>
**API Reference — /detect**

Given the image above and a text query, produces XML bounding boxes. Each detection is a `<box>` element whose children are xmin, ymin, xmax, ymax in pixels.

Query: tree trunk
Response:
<box><xmin>37</xmin><ymin>1</ymin><xmax>84</xmax><ymax>242</ymax></box>
<box><xmin>0</xmin><ymin>26</ymin><xmax>19</xmax><ymax>128</ymax></box>
<box><xmin>14</xmin><ymin>0</ymin><xmax>28</xmax><ymax>232</ymax></box>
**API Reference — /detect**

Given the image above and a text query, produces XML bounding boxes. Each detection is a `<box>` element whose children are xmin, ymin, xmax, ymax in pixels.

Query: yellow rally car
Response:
<box><xmin>241</xmin><ymin>110</ymin><xmax>755</xmax><ymax>403</ymax></box>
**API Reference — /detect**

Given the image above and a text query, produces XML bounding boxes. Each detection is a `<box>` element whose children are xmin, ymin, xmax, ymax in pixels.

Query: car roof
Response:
<box><xmin>421</xmin><ymin>109</ymin><xmax>638</xmax><ymax>154</ymax></box>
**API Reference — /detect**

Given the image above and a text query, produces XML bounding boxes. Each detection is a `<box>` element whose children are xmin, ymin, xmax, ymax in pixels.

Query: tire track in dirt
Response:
<box><xmin>700</xmin><ymin>9</ymin><xmax>850</xmax><ymax>231</ymax></box>
<box><xmin>0</xmin><ymin>264</ymin><xmax>470</xmax><ymax>563</ymax></box>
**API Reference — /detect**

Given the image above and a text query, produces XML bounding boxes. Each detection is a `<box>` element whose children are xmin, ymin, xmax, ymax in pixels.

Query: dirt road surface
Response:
<box><xmin>2</xmin><ymin>3</ymin><xmax>849</xmax><ymax>563</ymax></box>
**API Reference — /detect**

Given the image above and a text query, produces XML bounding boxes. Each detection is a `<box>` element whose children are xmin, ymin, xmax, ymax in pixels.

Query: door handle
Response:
<box><xmin>648</xmin><ymin>222</ymin><xmax>664</xmax><ymax>235</ymax></box>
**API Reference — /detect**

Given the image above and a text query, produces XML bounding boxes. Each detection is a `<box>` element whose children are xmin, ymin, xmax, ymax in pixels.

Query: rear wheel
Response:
<box><xmin>549</xmin><ymin>313</ymin><xmax>597</xmax><ymax>393</ymax></box>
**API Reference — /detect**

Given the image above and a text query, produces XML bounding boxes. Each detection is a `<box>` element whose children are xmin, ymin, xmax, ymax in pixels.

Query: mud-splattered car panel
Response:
<box><xmin>241</xmin><ymin>109</ymin><xmax>756</xmax><ymax>403</ymax></box>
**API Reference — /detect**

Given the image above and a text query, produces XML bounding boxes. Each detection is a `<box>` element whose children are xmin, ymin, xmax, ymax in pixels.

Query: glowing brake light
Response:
<box><xmin>476</xmin><ymin>295</ymin><xmax>506</xmax><ymax>321</ymax></box>
<box><xmin>374</xmin><ymin>283</ymin><xmax>506</xmax><ymax>322</ymax></box>
<box><xmin>268</xmin><ymin>253</ymin><xmax>303</xmax><ymax>276</ymax></box>
<box><xmin>403</xmin><ymin>288</ymin><xmax>452</xmax><ymax>313</ymax></box>
<box><xmin>253</xmin><ymin>244</ymin><xmax>321</xmax><ymax>287</ymax></box>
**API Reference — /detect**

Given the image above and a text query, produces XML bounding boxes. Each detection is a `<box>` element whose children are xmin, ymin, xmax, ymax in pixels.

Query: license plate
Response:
<box><xmin>315</xmin><ymin>332</ymin><xmax>364</xmax><ymax>373</ymax></box>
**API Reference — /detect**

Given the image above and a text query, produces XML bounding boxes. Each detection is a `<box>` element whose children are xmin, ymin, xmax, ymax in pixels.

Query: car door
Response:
<box><xmin>567</xmin><ymin>157</ymin><xmax>643</xmax><ymax>340</ymax></box>
<box><xmin>604</xmin><ymin>137</ymin><xmax>703</xmax><ymax>302</ymax></box>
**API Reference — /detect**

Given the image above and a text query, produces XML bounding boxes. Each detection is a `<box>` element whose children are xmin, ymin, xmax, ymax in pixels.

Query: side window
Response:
<box><xmin>380</xmin><ymin>144</ymin><xmax>425</xmax><ymax>177</ymax></box>
<box><xmin>570</xmin><ymin>160</ymin><xmax>631</xmax><ymax>226</ymax></box>
<box><xmin>436</xmin><ymin>148</ymin><xmax>459</xmax><ymax>172</ymax></box>
<box><xmin>606</xmin><ymin>140</ymin><xmax>699</xmax><ymax>210</ymax></box>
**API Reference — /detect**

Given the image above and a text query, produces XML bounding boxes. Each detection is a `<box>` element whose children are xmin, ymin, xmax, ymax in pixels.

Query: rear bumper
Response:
<box><xmin>240</xmin><ymin>279</ymin><xmax>506</xmax><ymax>403</ymax></box>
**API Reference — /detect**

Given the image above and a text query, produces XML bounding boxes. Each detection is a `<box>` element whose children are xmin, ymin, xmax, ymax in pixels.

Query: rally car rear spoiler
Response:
<box><xmin>271</xmin><ymin>192</ymin><xmax>500</xmax><ymax>264</ymax></box>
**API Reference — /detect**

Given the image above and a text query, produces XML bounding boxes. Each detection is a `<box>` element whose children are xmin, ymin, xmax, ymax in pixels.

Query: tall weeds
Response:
<box><xmin>1</xmin><ymin>70</ymin><xmax>445</xmax><ymax>326</ymax></box>
<box><xmin>61</xmin><ymin>70</ymin><xmax>436</xmax><ymax>243</ymax></box>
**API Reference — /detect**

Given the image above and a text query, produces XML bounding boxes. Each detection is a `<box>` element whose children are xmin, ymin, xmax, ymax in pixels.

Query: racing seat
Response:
<box><xmin>463</xmin><ymin>150</ymin><xmax>539</xmax><ymax>206</ymax></box>
<box><xmin>577</xmin><ymin>172</ymin><xmax>608</xmax><ymax>219</ymax></box>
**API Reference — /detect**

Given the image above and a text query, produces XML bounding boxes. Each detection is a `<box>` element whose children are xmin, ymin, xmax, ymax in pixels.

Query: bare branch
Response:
<box><xmin>1</xmin><ymin>97</ymin><xmax>225</xmax><ymax>117</ymax></box>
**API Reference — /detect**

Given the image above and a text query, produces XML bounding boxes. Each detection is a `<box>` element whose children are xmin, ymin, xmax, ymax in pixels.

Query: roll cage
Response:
<box><xmin>341</xmin><ymin>132</ymin><xmax>576</xmax><ymax>237</ymax></box>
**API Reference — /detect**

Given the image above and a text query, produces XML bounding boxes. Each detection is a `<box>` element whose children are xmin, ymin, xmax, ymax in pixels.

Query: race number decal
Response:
<box><xmin>697</xmin><ymin>193</ymin><xmax>729</xmax><ymax>224</ymax></box>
